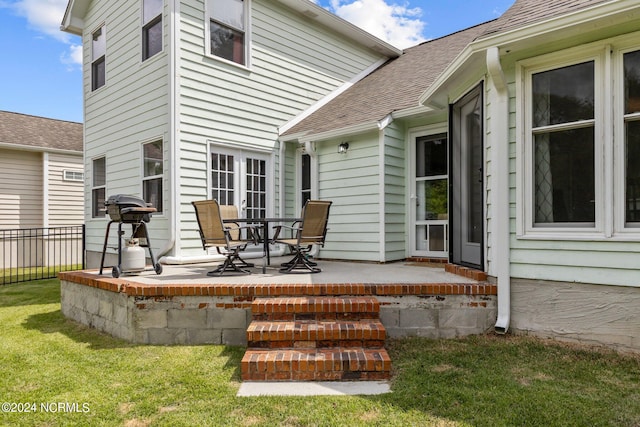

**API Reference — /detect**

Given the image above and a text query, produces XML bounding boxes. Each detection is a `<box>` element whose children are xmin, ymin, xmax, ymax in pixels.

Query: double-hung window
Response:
<box><xmin>142</xmin><ymin>0</ymin><xmax>163</xmax><ymax>60</ymax></box>
<box><xmin>207</xmin><ymin>0</ymin><xmax>247</xmax><ymax>65</ymax></box>
<box><xmin>623</xmin><ymin>49</ymin><xmax>640</xmax><ymax>227</ymax></box>
<box><xmin>91</xmin><ymin>26</ymin><xmax>106</xmax><ymax>91</ymax></box>
<box><xmin>92</xmin><ymin>157</ymin><xmax>106</xmax><ymax>218</ymax></box>
<box><xmin>520</xmin><ymin>39</ymin><xmax>640</xmax><ymax>237</ymax></box>
<box><xmin>531</xmin><ymin>61</ymin><xmax>596</xmax><ymax>227</ymax></box>
<box><xmin>143</xmin><ymin>141</ymin><xmax>163</xmax><ymax>213</ymax></box>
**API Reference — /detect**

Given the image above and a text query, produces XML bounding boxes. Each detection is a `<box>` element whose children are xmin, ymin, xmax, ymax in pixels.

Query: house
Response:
<box><xmin>0</xmin><ymin>111</ymin><xmax>84</xmax><ymax>228</ymax></box>
<box><xmin>0</xmin><ymin>111</ymin><xmax>84</xmax><ymax>268</ymax></box>
<box><xmin>62</xmin><ymin>0</ymin><xmax>640</xmax><ymax>352</ymax></box>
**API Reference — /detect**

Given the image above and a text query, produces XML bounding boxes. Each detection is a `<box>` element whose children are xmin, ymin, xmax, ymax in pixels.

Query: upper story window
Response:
<box><xmin>91</xmin><ymin>26</ymin><xmax>106</xmax><ymax>91</ymax></box>
<box><xmin>207</xmin><ymin>0</ymin><xmax>247</xmax><ymax>66</ymax></box>
<box><xmin>92</xmin><ymin>157</ymin><xmax>106</xmax><ymax>218</ymax></box>
<box><xmin>143</xmin><ymin>140</ymin><xmax>163</xmax><ymax>213</ymax></box>
<box><xmin>142</xmin><ymin>0</ymin><xmax>163</xmax><ymax>60</ymax></box>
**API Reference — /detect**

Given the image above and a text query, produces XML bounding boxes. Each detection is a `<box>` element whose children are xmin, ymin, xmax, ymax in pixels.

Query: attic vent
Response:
<box><xmin>63</xmin><ymin>170</ymin><xmax>84</xmax><ymax>182</ymax></box>
<box><xmin>302</xmin><ymin>9</ymin><xmax>318</xmax><ymax>18</ymax></box>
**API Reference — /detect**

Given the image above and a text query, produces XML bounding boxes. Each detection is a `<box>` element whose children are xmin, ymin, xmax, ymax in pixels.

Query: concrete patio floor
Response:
<box><xmin>98</xmin><ymin>256</ymin><xmax>479</xmax><ymax>286</ymax></box>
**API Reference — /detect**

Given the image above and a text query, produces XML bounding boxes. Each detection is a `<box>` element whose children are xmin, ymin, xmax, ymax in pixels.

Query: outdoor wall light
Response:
<box><xmin>338</xmin><ymin>142</ymin><xmax>349</xmax><ymax>154</ymax></box>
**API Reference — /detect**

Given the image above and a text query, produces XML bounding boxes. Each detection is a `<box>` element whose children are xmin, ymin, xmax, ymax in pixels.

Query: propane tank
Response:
<box><xmin>121</xmin><ymin>238</ymin><xmax>145</xmax><ymax>273</ymax></box>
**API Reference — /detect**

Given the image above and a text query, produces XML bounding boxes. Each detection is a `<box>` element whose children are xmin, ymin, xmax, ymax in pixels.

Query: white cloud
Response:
<box><xmin>325</xmin><ymin>0</ymin><xmax>426</xmax><ymax>49</ymax></box>
<box><xmin>8</xmin><ymin>0</ymin><xmax>82</xmax><ymax>68</ymax></box>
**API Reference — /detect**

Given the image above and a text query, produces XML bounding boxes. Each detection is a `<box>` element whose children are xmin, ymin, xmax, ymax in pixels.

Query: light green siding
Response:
<box><xmin>82</xmin><ymin>0</ymin><xmax>170</xmax><ymax>255</ymax></box>
<box><xmin>176</xmin><ymin>0</ymin><xmax>388</xmax><ymax>256</ymax></box>
<box><xmin>382</xmin><ymin>122</ymin><xmax>406</xmax><ymax>261</ymax></box>
<box><xmin>313</xmin><ymin>133</ymin><xmax>381</xmax><ymax>261</ymax></box>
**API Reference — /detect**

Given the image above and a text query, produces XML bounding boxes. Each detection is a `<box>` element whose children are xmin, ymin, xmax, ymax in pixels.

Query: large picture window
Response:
<box><xmin>207</xmin><ymin>0</ymin><xmax>246</xmax><ymax>65</ymax></box>
<box><xmin>142</xmin><ymin>0</ymin><xmax>163</xmax><ymax>60</ymax></box>
<box><xmin>143</xmin><ymin>140</ymin><xmax>163</xmax><ymax>213</ymax></box>
<box><xmin>92</xmin><ymin>157</ymin><xmax>106</xmax><ymax>218</ymax></box>
<box><xmin>91</xmin><ymin>26</ymin><xmax>106</xmax><ymax>91</ymax></box>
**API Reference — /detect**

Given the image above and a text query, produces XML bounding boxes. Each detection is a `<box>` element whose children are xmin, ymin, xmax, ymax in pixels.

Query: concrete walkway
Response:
<box><xmin>237</xmin><ymin>381</ymin><xmax>391</xmax><ymax>397</ymax></box>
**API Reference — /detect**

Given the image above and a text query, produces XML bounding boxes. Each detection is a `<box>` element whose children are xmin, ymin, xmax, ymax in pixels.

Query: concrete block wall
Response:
<box><xmin>60</xmin><ymin>276</ymin><xmax>497</xmax><ymax>346</ymax></box>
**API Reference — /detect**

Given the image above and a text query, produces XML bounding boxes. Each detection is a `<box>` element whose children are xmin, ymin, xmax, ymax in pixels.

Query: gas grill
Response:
<box><xmin>99</xmin><ymin>194</ymin><xmax>163</xmax><ymax>278</ymax></box>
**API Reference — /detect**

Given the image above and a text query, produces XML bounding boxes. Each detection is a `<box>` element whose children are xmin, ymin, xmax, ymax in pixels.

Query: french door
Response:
<box><xmin>450</xmin><ymin>84</ymin><xmax>484</xmax><ymax>269</ymax></box>
<box><xmin>209</xmin><ymin>147</ymin><xmax>271</xmax><ymax>219</ymax></box>
<box><xmin>410</xmin><ymin>130</ymin><xmax>449</xmax><ymax>257</ymax></box>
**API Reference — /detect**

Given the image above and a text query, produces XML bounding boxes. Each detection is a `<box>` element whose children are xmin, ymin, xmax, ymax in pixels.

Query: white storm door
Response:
<box><xmin>410</xmin><ymin>131</ymin><xmax>449</xmax><ymax>257</ymax></box>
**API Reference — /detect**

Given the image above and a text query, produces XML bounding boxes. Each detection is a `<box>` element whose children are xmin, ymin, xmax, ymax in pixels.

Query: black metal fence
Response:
<box><xmin>0</xmin><ymin>226</ymin><xmax>85</xmax><ymax>285</ymax></box>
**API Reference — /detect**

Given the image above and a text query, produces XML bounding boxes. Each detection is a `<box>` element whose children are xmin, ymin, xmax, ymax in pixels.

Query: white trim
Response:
<box><xmin>0</xmin><ymin>142</ymin><xmax>82</xmax><ymax>156</ymax></box>
<box><xmin>518</xmin><ymin>46</ymin><xmax>605</xmax><ymax>238</ymax></box>
<box><xmin>516</xmin><ymin>38</ymin><xmax>640</xmax><ymax>241</ymax></box>
<box><xmin>407</xmin><ymin>124</ymin><xmax>449</xmax><ymax>259</ymax></box>
<box><xmin>204</xmin><ymin>0</ymin><xmax>252</xmax><ymax>69</ymax></box>
<box><xmin>420</xmin><ymin>0</ymin><xmax>640</xmax><ymax>108</ymax></box>
<box><xmin>43</xmin><ymin>152</ymin><xmax>49</xmax><ymax>228</ymax></box>
<box><xmin>378</xmin><ymin>129</ymin><xmax>385</xmax><ymax>262</ymax></box>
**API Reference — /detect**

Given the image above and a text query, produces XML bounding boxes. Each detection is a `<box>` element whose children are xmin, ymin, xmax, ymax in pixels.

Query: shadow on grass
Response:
<box><xmin>0</xmin><ymin>279</ymin><xmax>61</xmax><ymax>307</ymax></box>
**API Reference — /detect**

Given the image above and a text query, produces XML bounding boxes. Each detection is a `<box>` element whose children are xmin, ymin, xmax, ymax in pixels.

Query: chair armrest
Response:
<box><xmin>271</xmin><ymin>224</ymin><xmax>299</xmax><ymax>241</ymax></box>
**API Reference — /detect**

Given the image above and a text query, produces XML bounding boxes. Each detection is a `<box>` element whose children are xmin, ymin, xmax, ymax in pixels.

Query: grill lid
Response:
<box><xmin>105</xmin><ymin>194</ymin><xmax>149</xmax><ymax>208</ymax></box>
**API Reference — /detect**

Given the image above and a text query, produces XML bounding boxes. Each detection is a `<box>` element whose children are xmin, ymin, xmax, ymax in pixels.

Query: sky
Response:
<box><xmin>0</xmin><ymin>0</ymin><xmax>514</xmax><ymax>124</ymax></box>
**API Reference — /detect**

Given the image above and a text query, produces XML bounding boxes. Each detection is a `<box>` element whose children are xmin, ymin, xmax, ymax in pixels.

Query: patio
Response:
<box><xmin>58</xmin><ymin>257</ymin><xmax>497</xmax><ymax>346</ymax></box>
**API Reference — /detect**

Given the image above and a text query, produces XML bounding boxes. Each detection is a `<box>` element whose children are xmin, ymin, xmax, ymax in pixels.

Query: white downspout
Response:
<box><xmin>158</xmin><ymin>0</ymin><xmax>179</xmax><ymax>261</ymax></box>
<box><xmin>487</xmin><ymin>46</ymin><xmax>511</xmax><ymax>334</ymax></box>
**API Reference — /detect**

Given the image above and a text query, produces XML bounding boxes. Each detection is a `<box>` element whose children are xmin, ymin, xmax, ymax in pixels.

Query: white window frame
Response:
<box><xmin>142</xmin><ymin>139</ymin><xmax>164</xmax><ymax>214</ymax></box>
<box><xmin>614</xmin><ymin>40</ymin><xmax>640</xmax><ymax>234</ymax></box>
<box><xmin>517</xmin><ymin>35</ymin><xmax>640</xmax><ymax>241</ymax></box>
<box><xmin>91</xmin><ymin>24</ymin><xmax>106</xmax><ymax>91</ymax></box>
<box><xmin>205</xmin><ymin>0</ymin><xmax>251</xmax><ymax>68</ymax></box>
<box><xmin>295</xmin><ymin>146</ymin><xmax>317</xmax><ymax>213</ymax></box>
<box><xmin>142</xmin><ymin>0</ymin><xmax>163</xmax><ymax>61</ymax></box>
<box><xmin>408</xmin><ymin>124</ymin><xmax>449</xmax><ymax>257</ymax></box>
<box><xmin>207</xmin><ymin>142</ymin><xmax>273</xmax><ymax>218</ymax></box>
<box><xmin>91</xmin><ymin>156</ymin><xmax>106</xmax><ymax>218</ymax></box>
<box><xmin>63</xmin><ymin>170</ymin><xmax>84</xmax><ymax>182</ymax></box>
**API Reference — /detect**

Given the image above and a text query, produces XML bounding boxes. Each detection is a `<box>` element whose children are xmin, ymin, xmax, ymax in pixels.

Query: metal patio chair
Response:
<box><xmin>272</xmin><ymin>200</ymin><xmax>332</xmax><ymax>273</ymax></box>
<box><xmin>192</xmin><ymin>199</ymin><xmax>257</xmax><ymax>276</ymax></box>
<box><xmin>219</xmin><ymin>203</ymin><xmax>256</xmax><ymax>269</ymax></box>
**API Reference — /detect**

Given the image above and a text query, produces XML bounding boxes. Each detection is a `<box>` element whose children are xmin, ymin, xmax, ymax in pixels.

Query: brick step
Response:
<box><xmin>246</xmin><ymin>319</ymin><xmax>386</xmax><ymax>349</ymax></box>
<box><xmin>251</xmin><ymin>296</ymin><xmax>380</xmax><ymax>321</ymax></box>
<box><xmin>241</xmin><ymin>348</ymin><xmax>391</xmax><ymax>381</ymax></box>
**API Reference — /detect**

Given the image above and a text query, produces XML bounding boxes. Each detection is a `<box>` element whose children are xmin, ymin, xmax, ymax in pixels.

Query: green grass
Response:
<box><xmin>1</xmin><ymin>280</ymin><xmax>639</xmax><ymax>426</ymax></box>
<box><xmin>0</xmin><ymin>264</ymin><xmax>83</xmax><ymax>285</ymax></box>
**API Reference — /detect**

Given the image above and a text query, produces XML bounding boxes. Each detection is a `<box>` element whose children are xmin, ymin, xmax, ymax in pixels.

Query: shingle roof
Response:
<box><xmin>281</xmin><ymin>21</ymin><xmax>494</xmax><ymax>138</ymax></box>
<box><xmin>478</xmin><ymin>0</ymin><xmax>612</xmax><ymax>38</ymax></box>
<box><xmin>282</xmin><ymin>0</ymin><xmax>617</xmax><ymax>139</ymax></box>
<box><xmin>0</xmin><ymin>111</ymin><xmax>83</xmax><ymax>152</ymax></box>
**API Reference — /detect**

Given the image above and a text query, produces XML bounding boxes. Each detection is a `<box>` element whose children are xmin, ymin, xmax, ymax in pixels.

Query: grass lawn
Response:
<box><xmin>1</xmin><ymin>280</ymin><xmax>639</xmax><ymax>426</ymax></box>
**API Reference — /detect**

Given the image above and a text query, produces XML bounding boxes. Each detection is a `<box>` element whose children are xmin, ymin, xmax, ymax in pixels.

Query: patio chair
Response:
<box><xmin>272</xmin><ymin>200</ymin><xmax>332</xmax><ymax>273</ymax></box>
<box><xmin>219</xmin><ymin>204</ymin><xmax>255</xmax><ymax>269</ymax></box>
<box><xmin>192</xmin><ymin>199</ymin><xmax>257</xmax><ymax>276</ymax></box>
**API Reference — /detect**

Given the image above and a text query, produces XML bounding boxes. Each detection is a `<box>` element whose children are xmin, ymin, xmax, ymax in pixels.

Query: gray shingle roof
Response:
<box><xmin>282</xmin><ymin>0</ymin><xmax>617</xmax><ymax>139</ymax></box>
<box><xmin>282</xmin><ymin>21</ymin><xmax>494</xmax><ymax>138</ymax></box>
<box><xmin>478</xmin><ymin>0</ymin><xmax>612</xmax><ymax>38</ymax></box>
<box><xmin>0</xmin><ymin>111</ymin><xmax>83</xmax><ymax>152</ymax></box>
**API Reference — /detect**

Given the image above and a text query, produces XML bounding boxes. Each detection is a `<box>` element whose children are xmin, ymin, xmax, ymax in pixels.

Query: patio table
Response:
<box><xmin>223</xmin><ymin>217</ymin><xmax>301</xmax><ymax>267</ymax></box>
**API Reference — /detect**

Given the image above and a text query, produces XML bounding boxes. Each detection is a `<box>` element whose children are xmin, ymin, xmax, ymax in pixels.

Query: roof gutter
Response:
<box><xmin>487</xmin><ymin>46</ymin><xmax>510</xmax><ymax>334</ymax></box>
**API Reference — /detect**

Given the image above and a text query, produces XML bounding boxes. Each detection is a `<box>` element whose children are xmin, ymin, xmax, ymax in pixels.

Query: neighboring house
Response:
<box><xmin>0</xmin><ymin>111</ymin><xmax>84</xmax><ymax>267</ymax></box>
<box><xmin>62</xmin><ymin>0</ymin><xmax>640</xmax><ymax>352</ymax></box>
<box><xmin>0</xmin><ymin>111</ymin><xmax>84</xmax><ymax>228</ymax></box>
